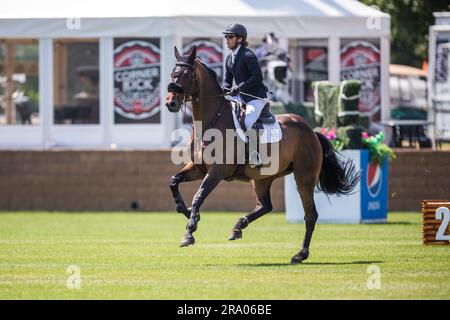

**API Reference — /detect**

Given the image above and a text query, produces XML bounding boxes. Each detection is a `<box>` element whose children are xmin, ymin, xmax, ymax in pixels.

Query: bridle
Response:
<box><xmin>167</xmin><ymin>60</ymin><xmax>227</xmax><ymax>109</ymax></box>
<box><xmin>167</xmin><ymin>59</ymin><xmax>229</xmax><ymax>131</ymax></box>
<box><xmin>167</xmin><ymin>61</ymin><xmax>197</xmax><ymax>109</ymax></box>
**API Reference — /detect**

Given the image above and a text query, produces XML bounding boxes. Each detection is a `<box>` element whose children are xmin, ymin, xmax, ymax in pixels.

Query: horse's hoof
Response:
<box><xmin>228</xmin><ymin>229</ymin><xmax>242</xmax><ymax>241</ymax></box>
<box><xmin>290</xmin><ymin>254</ymin><xmax>303</xmax><ymax>264</ymax></box>
<box><xmin>176</xmin><ymin>206</ymin><xmax>191</xmax><ymax>218</ymax></box>
<box><xmin>291</xmin><ymin>249</ymin><xmax>309</xmax><ymax>264</ymax></box>
<box><xmin>180</xmin><ymin>235</ymin><xmax>195</xmax><ymax>247</ymax></box>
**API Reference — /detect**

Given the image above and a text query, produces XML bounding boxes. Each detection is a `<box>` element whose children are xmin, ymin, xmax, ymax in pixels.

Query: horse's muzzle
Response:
<box><xmin>166</xmin><ymin>101</ymin><xmax>181</xmax><ymax>113</ymax></box>
<box><xmin>165</xmin><ymin>90</ymin><xmax>182</xmax><ymax>113</ymax></box>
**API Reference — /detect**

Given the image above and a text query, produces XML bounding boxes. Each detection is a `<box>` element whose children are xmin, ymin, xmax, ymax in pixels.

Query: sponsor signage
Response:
<box><xmin>114</xmin><ymin>40</ymin><xmax>161</xmax><ymax>120</ymax></box>
<box><xmin>341</xmin><ymin>41</ymin><xmax>381</xmax><ymax>120</ymax></box>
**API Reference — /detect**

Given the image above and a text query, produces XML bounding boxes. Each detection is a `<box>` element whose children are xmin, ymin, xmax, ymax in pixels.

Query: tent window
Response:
<box><xmin>291</xmin><ymin>39</ymin><xmax>329</xmax><ymax>103</ymax></box>
<box><xmin>0</xmin><ymin>39</ymin><xmax>39</xmax><ymax>125</ymax></box>
<box><xmin>53</xmin><ymin>39</ymin><xmax>100</xmax><ymax>125</ymax></box>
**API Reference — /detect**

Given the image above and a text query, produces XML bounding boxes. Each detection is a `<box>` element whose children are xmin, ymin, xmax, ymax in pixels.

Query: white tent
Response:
<box><xmin>0</xmin><ymin>0</ymin><xmax>390</xmax><ymax>149</ymax></box>
<box><xmin>0</xmin><ymin>0</ymin><xmax>390</xmax><ymax>38</ymax></box>
<box><xmin>428</xmin><ymin>12</ymin><xmax>450</xmax><ymax>146</ymax></box>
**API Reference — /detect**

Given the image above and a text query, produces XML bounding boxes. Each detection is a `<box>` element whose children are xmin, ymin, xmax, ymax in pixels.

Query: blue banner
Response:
<box><xmin>360</xmin><ymin>149</ymin><xmax>388</xmax><ymax>222</ymax></box>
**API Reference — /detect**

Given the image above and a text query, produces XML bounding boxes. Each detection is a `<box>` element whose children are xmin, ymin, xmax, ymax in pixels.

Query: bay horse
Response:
<box><xmin>165</xmin><ymin>46</ymin><xmax>359</xmax><ymax>264</ymax></box>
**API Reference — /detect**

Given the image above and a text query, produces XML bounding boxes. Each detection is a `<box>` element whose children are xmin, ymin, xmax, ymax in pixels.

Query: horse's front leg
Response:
<box><xmin>180</xmin><ymin>170</ymin><xmax>223</xmax><ymax>247</ymax></box>
<box><xmin>170</xmin><ymin>162</ymin><xmax>205</xmax><ymax>219</ymax></box>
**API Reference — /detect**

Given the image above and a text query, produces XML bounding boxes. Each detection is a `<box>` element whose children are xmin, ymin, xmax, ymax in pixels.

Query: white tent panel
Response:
<box><xmin>0</xmin><ymin>17</ymin><xmax>390</xmax><ymax>39</ymax></box>
<box><xmin>0</xmin><ymin>0</ymin><xmax>390</xmax><ymax>38</ymax></box>
<box><xmin>0</xmin><ymin>0</ymin><xmax>389</xmax><ymax>19</ymax></box>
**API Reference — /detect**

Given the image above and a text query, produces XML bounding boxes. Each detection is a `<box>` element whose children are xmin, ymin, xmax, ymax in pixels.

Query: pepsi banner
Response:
<box><xmin>360</xmin><ymin>149</ymin><xmax>388</xmax><ymax>222</ymax></box>
<box><xmin>285</xmin><ymin>149</ymin><xmax>388</xmax><ymax>224</ymax></box>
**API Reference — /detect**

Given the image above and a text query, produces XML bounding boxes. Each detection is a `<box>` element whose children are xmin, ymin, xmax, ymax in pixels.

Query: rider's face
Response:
<box><xmin>225</xmin><ymin>35</ymin><xmax>241</xmax><ymax>50</ymax></box>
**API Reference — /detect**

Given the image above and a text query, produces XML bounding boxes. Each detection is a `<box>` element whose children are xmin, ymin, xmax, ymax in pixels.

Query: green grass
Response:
<box><xmin>0</xmin><ymin>212</ymin><xmax>449</xmax><ymax>299</ymax></box>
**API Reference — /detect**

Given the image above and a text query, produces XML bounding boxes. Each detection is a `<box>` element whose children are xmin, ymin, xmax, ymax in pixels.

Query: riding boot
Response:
<box><xmin>239</xmin><ymin>109</ymin><xmax>247</xmax><ymax>132</ymax></box>
<box><xmin>249</xmin><ymin>127</ymin><xmax>263</xmax><ymax>168</ymax></box>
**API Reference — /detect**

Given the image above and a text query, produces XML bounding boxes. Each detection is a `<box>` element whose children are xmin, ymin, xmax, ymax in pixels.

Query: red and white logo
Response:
<box><xmin>182</xmin><ymin>40</ymin><xmax>223</xmax><ymax>123</ymax></box>
<box><xmin>341</xmin><ymin>41</ymin><xmax>381</xmax><ymax>118</ymax></box>
<box><xmin>183</xmin><ymin>40</ymin><xmax>223</xmax><ymax>82</ymax></box>
<box><xmin>114</xmin><ymin>40</ymin><xmax>161</xmax><ymax>119</ymax></box>
<box><xmin>366</xmin><ymin>161</ymin><xmax>382</xmax><ymax>198</ymax></box>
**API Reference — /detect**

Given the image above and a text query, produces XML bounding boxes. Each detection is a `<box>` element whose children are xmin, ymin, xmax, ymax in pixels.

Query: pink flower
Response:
<box><xmin>362</xmin><ymin>132</ymin><xmax>369</xmax><ymax>139</ymax></box>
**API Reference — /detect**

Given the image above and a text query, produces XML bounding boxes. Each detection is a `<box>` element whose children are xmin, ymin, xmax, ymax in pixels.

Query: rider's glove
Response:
<box><xmin>230</xmin><ymin>85</ymin><xmax>240</xmax><ymax>96</ymax></box>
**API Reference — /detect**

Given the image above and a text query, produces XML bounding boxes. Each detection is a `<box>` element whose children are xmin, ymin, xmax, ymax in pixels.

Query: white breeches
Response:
<box><xmin>225</xmin><ymin>94</ymin><xmax>266</xmax><ymax>130</ymax></box>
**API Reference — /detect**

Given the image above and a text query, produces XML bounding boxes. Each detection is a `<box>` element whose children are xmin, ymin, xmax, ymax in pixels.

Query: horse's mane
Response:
<box><xmin>195</xmin><ymin>58</ymin><xmax>223</xmax><ymax>93</ymax></box>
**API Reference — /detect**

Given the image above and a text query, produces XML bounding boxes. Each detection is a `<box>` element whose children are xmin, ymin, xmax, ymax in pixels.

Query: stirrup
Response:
<box><xmin>249</xmin><ymin>151</ymin><xmax>263</xmax><ymax>168</ymax></box>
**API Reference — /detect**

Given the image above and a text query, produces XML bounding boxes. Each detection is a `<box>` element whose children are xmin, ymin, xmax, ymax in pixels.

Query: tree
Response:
<box><xmin>359</xmin><ymin>0</ymin><xmax>450</xmax><ymax>67</ymax></box>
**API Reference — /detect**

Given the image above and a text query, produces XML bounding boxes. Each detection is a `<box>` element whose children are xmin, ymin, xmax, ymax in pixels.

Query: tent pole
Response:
<box><xmin>6</xmin><ymin>41</ymin><xmax>14</xmax><ymax>125</ymax></box>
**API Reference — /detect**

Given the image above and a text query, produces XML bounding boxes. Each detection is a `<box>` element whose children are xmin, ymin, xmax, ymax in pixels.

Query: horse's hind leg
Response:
<box><xmin>170</xmin><ymin>162</ymin><xmax>205</xmax><ymax>219</ymax></box>
<box><xmin>229</xmin><ymin>178</ymin><xmax>273</xmax><ymax>240</ymax></box>
<box><xmin>291</xmin><ymin>168</ymin><xmax>319</xmax><ymax>264</ymax></box>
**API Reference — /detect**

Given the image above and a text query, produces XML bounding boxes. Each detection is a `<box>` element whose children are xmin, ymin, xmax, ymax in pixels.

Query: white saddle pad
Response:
<box><xmin>230</xmin><ymin>103</ymin><xmax>282</xmax><ymax>144</ymax></box>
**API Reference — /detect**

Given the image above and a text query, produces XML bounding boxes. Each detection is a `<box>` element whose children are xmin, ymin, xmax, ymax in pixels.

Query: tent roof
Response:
<box><xmin>1</xmin><ymin>0</ymin><xmax>389</xmax><ymax>19</ymax></box>
<box><xmin>0</xmin><ymin>0</ymin><xmax>390</xmax><ymax>38</ymax></box>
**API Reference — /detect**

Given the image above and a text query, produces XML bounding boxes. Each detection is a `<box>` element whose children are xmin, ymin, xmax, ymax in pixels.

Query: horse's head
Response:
<box><xmin>166</xmin><ymin>46</ymin><xmax>197</xmax><ymax>113</ymax></box>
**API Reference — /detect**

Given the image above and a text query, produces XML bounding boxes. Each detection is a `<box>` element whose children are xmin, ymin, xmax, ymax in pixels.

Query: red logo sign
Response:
<box><xmin>114</xmin><ymin>40</ymin><xmax>160</xmax><ymax>119</ymax></box>
<box><xmin>341</xmin><ymin>41</ymin><xmax>381</xmax><ymax>118</ymax></box>
<box><xmin>184</xmin><ymin>40</ymin><xmax>223</xmax><ymax>82</ymax></box>
<box><xmin>182</xmin><ymin>40</ymin><xmax>223</xmax><ymax>123</ymax></box>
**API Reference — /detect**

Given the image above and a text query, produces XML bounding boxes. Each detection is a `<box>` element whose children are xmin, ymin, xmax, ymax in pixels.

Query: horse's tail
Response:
<box><xmin>315</xmin><ymin>132</ymin><xmax>360</xmax><ymax>195</ymax></box>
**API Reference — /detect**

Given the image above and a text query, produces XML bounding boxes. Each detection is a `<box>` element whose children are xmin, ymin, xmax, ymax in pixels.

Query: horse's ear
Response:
<box><xmin>174</xmin><ymin>46</ymin><xmax>181</xmax><ymax>60</ymax></box>
<box><xmin>188</xmin><ymin>45</ymin><xmax>197</xmax><ymax>62</ymax></box>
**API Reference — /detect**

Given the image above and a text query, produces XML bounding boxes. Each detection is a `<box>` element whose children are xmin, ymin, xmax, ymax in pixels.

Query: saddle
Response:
<box><xmin>231</xmin><ymin>101</ymin><xmax>276</xmax><ymax>133</ymax></box>
<box><xmin>228</xmin><ymin>99</ymin><xmax>282</xmax><ymax>146</ymax></box>
<box><xmin>227</xmin><ymin>99</ymin><xmax>282</xmax><ymax>170</ymax></box>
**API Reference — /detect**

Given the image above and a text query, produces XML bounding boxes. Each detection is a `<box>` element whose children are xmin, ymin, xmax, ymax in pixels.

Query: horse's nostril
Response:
<box><xmin>166</xmin><ymin>101</ymin><xmax>178</xmax><ymax>112</ymax></box>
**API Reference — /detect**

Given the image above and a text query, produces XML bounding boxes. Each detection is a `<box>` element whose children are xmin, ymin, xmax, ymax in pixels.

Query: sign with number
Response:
<box><xmin>436</xmin><ymin>207</ymin><xmax>450</xmax><ymax>241</ymax></box>
<box><xmin>422</xmin><ymin>200</ymin><xmax>450</xmax><ymax>245</ymax></box>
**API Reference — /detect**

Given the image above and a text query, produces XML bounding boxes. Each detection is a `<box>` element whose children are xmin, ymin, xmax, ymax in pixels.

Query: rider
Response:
<box><xmin>222</xmin><ymin>23</ymin><xmax>268</xmax><ymax>168</ymax></box>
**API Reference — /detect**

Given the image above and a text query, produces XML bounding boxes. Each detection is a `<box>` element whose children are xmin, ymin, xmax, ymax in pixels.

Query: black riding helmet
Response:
<box><xmin>223</xmin><ymin>24</ymin><xmax>247</xmax><ymax>40</ymax></box>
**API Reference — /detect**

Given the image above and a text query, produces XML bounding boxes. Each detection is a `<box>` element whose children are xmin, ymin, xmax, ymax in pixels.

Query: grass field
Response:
<box><xmin>0</xmin><ymin>212</ymin><xmax>449</xmax><ymax>300</ymax></box>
